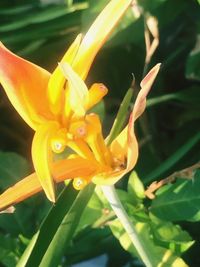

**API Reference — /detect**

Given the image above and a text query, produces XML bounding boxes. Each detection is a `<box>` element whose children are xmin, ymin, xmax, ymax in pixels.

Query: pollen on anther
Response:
<box><xmin>77</xmin><ymin>126</ymin><xmax>86</xmax><ymax>136</ymax></box>
<box><xmin>51</xmin><ymin>139</ymin><xmax>65</xmax><ymax>153</ymax></box>
<box><xmin>69</xmin><ymin>121</ymin><xmax>87</xmax><ymax>139</ymax></box>
<box><xmin>99</xmin><ymin>84</ymin><xmax>107</xmax><ymax>91</ymax></box>
<box><xmin>73</xmin><ymin>178</ymin><xmax>87</xmax><ymax>190</ymax></box>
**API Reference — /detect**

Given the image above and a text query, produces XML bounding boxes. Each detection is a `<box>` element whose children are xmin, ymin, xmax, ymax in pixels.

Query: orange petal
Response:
<box><xmin>0</xmin><ymin>42</ymin><xmax>53</xmax><ymax>130</ymax></box>
<box><xmin>73</xmin><ymin>0</ymin><xmax>132</xmax><ymax>79</ymax></box>
<box><xmin>133</xmin><ymin>63</ymin><xmax>161</xmax><ymax>121</ymax></box>
<box><xmin>32</xmin><ymin>122</ymin><xmax>59</xmax><ymax>202</ymax></box>
<box><xmin>53</xmin><ymin>158</ymin><xmax>98</xmax><ymax>182</ymax></box>
<box><xmin>0</xmin><ymin>158</ymin><xmax>98</xmax><ymax>211</ymax></box>
<box><xmin>92</xmin><ymin>126</ymin><xmax>138</xmax><ymax>185</ymax></box>
<box><xmin>93</xmin><ymin>64</ymin><xmax>161</xmax><ymax>185</ymax></box>
<box><xmin>111</xmin><ymin>63</ymin><xmax>161</xmax><ymax>161</ymax></box>
<box><xmin>48</xmin><ymin>34</ymin><xmax>82</xmax><ymax>115</ymax></box>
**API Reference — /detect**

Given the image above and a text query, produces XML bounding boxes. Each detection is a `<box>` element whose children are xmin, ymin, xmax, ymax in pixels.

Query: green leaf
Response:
<box><xmin>1</xmin><ymin>8</ymin><xmax>83</xmax><ymax>47</ymax></box>
<box><xmin>150</xmin><ymin>215</ymin><xmax>194</xmax><ymax>254</ymax></box>
<box><xmin>186</xmin><ymin>35</ymin><xmax>200</xmax><ymax>81</ymax></box>
<box><xmin>39</xmin><ymin>184</ymin><xmax>95</xmax><ymax>267</ymax></box>
<box><xmin>0</xmin><ymin>3</ymin><xmax>88</xmax><ymax>32</ymax></box>
<box><xmin>107</xmin><ymin>88</ymin><xmax>133</xmax><ymax>145</ymax></box>
<box><xmin>128</xmin><ymin>171</ymin><xmax>145</xmax><ymax>201</ymax></box>
<box><xmin>89</xmin><ymin>100</ymin><xmax>105</xmax><ymax>123</ymax></box>
<box><xmin>17</xmin><ymin>184</ymin><xmax>78</xmax><ymax>267</ymax></box>
<box><xmin>63</xmin><ymin>227</ymin><xmax>111</xmax><ymax>265</ymax></box>
<box><xmin>110</xmin><ymin>219</ymin><xmax>188</xmax><ymax>267</ymax></box>
<box><xmin>0</xmin><ymin>152</ymin><xmax>29</xmax><ymax>189</ymax></box>
<box><xmin>144</xmin><ymin>132</ymin><xmax>200</xmax><ymax>184</ymax></box>
<box><xmin>18</xmin><ymin>184</ymin><xmax>95</xmax><ymax>267</ymax></box>
<box><xmin>150</xmin><ymin>170</ymin><xmax>200</xmax><ymax>222</ymax></box>
<box><xmin>17</xmin><ymin>233</ymin><xmax>39</xmax><ymax>267</ymax></box>
<box><xmin>0</xmin><ymin>5</ymin><xmax>33</xmax><ymax>15</ymax></box>
<box><xmin>0</xmin><ymin>152</ymin><xmax>36</xmax><ymax>235</ymax></box>
<box><xmin>147</xmin><ymin>86</ymin><xmax>200</xmax><ymax>107</ymax></box>
<box><xmin>77</xmin><ymin>190</ymin><xmax>103</xmax><ymax>230</ymax></box>
<box><xmin>147</xmin><ymin>93</ymin><xmax>176</xmax><ymax>107</ymax></box>
<box><xmin>17</xmin><ymin>40</ymin><xmax>46</xmax><ymax>57</ymax></box>
<box><xmin>0</xmin><ymin>233</ymin><xmax>21</xmax><ymax>267</ymax></box>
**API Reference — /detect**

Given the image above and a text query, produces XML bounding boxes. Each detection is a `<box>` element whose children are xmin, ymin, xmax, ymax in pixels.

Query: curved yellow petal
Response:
<box><xmin>48</xmin><ymin>34</ymin><xmax>82</xmax><ymax>115</ymax></box>
<box><xmin>32</xmin><ymin>122</ymin><xmax>59</xmax><ymax>202</ymax></box>
<box><xmin>0</xmin><ymin>42</ymin><xmax>53</xmax><ymax>130</ymax></box>
<box><xmin>73</xmin><ymin>0</ymin><xmax>132</xmax><ymax>79</ymax></box>
<box><xmin>59</xmin><ymin>63</ymin><xmax>89</xmax><ymax>117</ymax></box>
<box><xmin>0</xmin><ymin>158</ymin><xmax>98</xmax><ymax>211</ymax></box>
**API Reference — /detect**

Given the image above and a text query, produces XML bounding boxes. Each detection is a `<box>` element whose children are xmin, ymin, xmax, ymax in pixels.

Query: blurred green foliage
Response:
<box><xmin>0</xmin><ymin>0</ymin><xmax>200</xmax><ymax>266</ymax></box>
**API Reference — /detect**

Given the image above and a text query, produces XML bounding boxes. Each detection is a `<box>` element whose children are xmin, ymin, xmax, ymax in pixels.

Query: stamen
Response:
<box><xmin>67</xmin><ymin>139</ymin><xmax>95</xmax><ymax>161</ymax></box>
<box><xmin>97</xmin><ymin>134</ymin><xmax>112</xmax><ymax>166</ymax></box>
<box><xmin>85</xmin><ymin>113</ymin><xmax>112</xmax><ymax>165</ymax></box>
<box><xmin>50</xmin><ymin>129</ymin><xmax>67</xmax><ymax>154</ymax></box>
<box><xmin>86</xmin><ymin>83</ymin><xmax>108</xmax><ymax>110</ymax></box>
<box><xmin>77</xmin><ymin>126</ymin><xmax>86</xmax><ymax>136</ymax></box>
<box><xmin>73</xmin><ymin>178</ymin><xmax>88</xmax><ymax>190</ymax></box>
<box><xmin>69</xmin><ymin>121</ymin><xmax>87</xmax><ymax>139</ymax></box>
<box><xmin>51</xmin><ymin>139</ymin><xmax>65</xmax><ymax>153</ymax></box>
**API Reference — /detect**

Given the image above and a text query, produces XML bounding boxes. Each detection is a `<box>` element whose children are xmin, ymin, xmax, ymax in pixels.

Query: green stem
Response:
<box><xmin>101</xmin><ymin>185</ymin><xmax>153</xmax><ymax>267</ymax></box>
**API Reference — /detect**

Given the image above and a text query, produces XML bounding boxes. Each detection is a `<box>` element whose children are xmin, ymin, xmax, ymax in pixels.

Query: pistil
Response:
<box><xmin>85</xmin><ymin>113</ymin><xmax>112</xmax><ymax>167</ymax></box>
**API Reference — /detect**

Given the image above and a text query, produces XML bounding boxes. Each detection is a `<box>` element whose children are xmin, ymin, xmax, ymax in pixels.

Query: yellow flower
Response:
<box><xmin>0</xmin><ymin>63</ymin><xmax>160</xmax><ymax>211</ymax></box>
<box><xmin>0</xmin><ymin>0</ymin><xmax>132</xmax><ymax>202</ymax></box>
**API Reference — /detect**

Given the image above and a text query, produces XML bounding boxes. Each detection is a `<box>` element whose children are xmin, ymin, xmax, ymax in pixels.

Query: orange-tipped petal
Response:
<box><xmin>32</xmin><ymin>122</ymin><xmax>60</xmax><ymax>202</ymax></box>
<box><xmin>0</xmin><ymin>42</ymin><xmax>53</xmax><ymax>130</ymax></box>
<box><xmin>93</xmin><ymin>64</ymin><xmax>161</xmax><ymax>185</ymax></box>
<box><xmin>117</xmin><ymin>64</ymin><xmax>161</xmax><ymax>169</ymax></box>
<box><xmin>0</xmin><ymin>173</ymin><xmax>42</xmax><ymax>210</ymax></box>
<box><xmin>0</xmin><ymin>158</ymin><xmax>98</xmax><ymax>211</ymax></box>
<box><xmin>59</xmin><ymin>63</ymin><xmax>89</xmax><ymax>117</ymax></box>
<box><xmin>110</xmin><ymin>64</ymin><xmax>161</xmax><ymax>159</ymax></box>
<box><xmin>133</xmin><ymin>63</ymin><xmax>161</xmax><ymax>121</ymax></box>
<box><xmin>73</xmin><ymin>0</ymin><xmax>132</xmax><ymax>79</ymax></box>
<box><xmin>48</xmin><ymin>34</ymin><xmax>82</xmax><ymax>115</ymax></box>
<box><xmin>126</xmin><ymin>113</ymin><xmax>139</xmax><ymax>170</ymax></box>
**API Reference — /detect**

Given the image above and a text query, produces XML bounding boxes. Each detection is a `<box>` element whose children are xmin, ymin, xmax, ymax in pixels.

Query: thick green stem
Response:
<box><xmin>101</xmin><ymin>185</ymin><xmax>153</xmax><ymax>267</ymax></box>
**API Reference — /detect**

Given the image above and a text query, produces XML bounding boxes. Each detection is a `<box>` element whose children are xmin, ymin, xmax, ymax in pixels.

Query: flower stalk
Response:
<box><xmin>101</xmin><ymin>185</ymin><xmax>153</xmax><ymax>267</ymax></box>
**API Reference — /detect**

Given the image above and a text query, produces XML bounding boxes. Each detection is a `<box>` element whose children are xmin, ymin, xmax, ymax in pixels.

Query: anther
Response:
<box><xmin>51</xmin><ymin>139</ymin><xmax>66</xmax><ymax>153</ymax></box>
<box><xmin>51</xmin><ymin>129</ymin><xmax>67</xmax><ymax>153</ymax></box>
<box><xmin>73</xmin><ymin>178</ymin><xmax>88</xmax><ymax>190</ymax></box>
<box><xmin>69</xmin><ymin>121</ymin><xmax>87</xmax><ymax>139</ymax></box>
<box><xmin>99</xmin><ymin>84</ymin><xmax>107</xmax><ymax>92</ymax></box>
<box><xmin>77</xmin><ymin>126</ymin><xmax>86</xmax><ymax>136</ymax></box>
<box><xmin>86</xmin><ymin>83</ymin><xmax>108</xmax><ymax>110</ymax></box>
